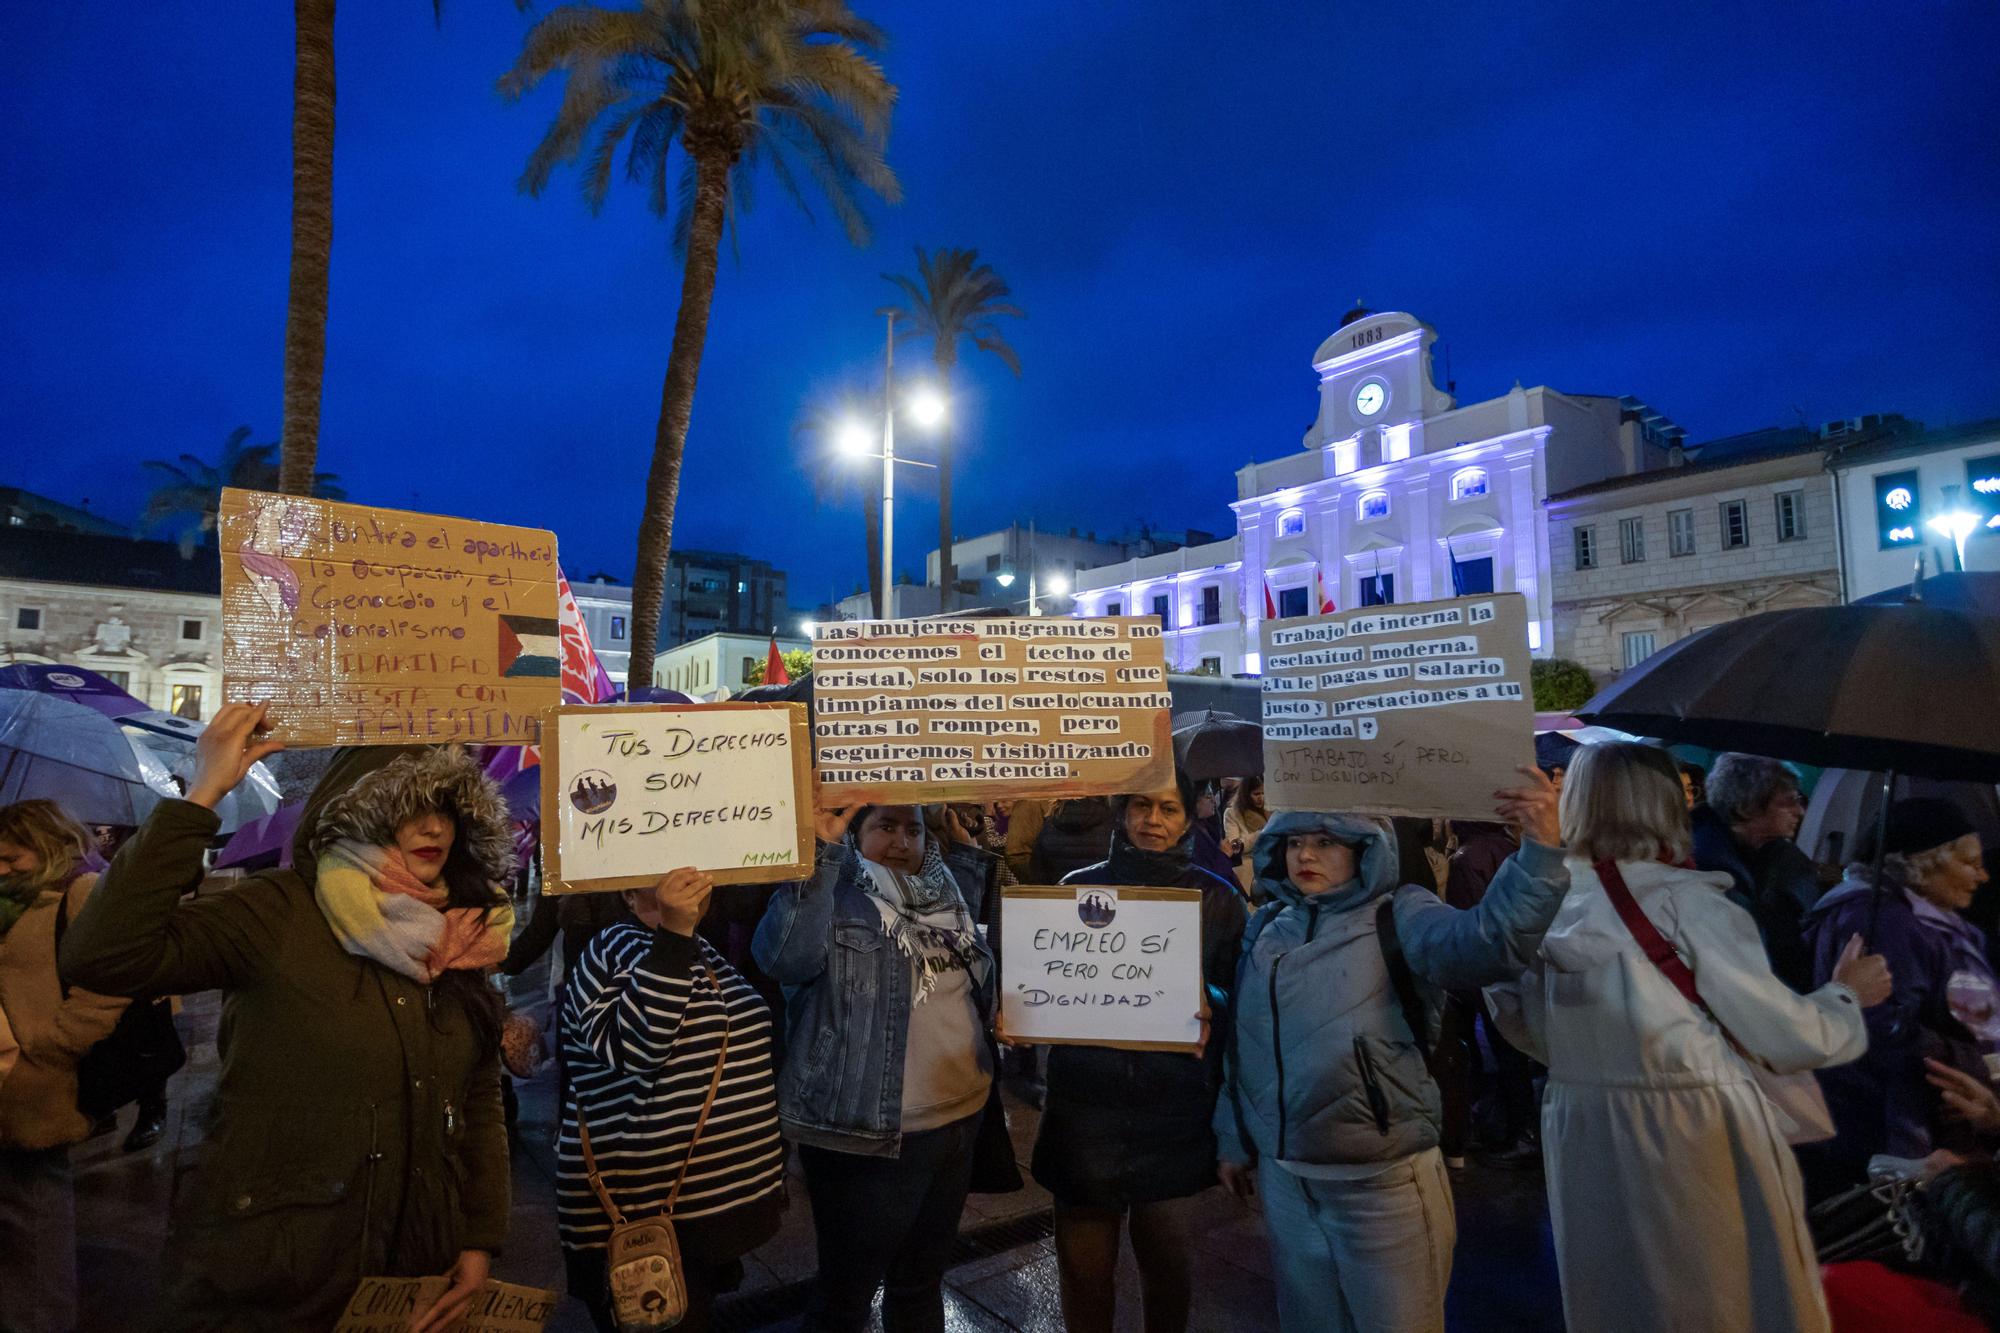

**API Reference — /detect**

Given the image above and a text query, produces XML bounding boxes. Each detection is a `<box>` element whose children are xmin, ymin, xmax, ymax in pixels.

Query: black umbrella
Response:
<box><xmin>1171</xmin><ymin>709</ymin><xmax>1262</xmax><ymax>781</ymax></box>
<box><xmin>1577</xmin><ymin>602</ymin><xmax>2000</xmax><ymax>783</ymax></box>
<box><xmin>1578</xmin><ymin>599</ymin><xmax>2000</xmax><ymax>936</ymax></box>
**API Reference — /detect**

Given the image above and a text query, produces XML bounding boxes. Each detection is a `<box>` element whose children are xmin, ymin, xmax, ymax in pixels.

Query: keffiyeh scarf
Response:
<box><xmin>855</xmin><ymin>840</ymin><xmax>987</xmax><ymax>1004</ymax></box>
<box><xmin>314</xmin><ymin>840</ymin><xmax>513</xmax><ymax>984</ymax></box>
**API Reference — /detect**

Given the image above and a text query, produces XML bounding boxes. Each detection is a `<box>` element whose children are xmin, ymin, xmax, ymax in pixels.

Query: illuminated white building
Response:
<box><xmin>1826</xmin><ymin>416</ymin><xmax>2000</xmax><ymax>599</ymax></box>
<box><xmin>1070</xmin><ymin>309</ymin><xmax>1678</xmax><ymax>674</ymax></box>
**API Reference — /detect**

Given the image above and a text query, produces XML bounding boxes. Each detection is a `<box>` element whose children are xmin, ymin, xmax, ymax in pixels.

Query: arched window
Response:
<box><xmin>1276</xmin><ymin>508</ymin><xmax>1306</xmax><ymax>539</ymax></box>
<box><xmin>1450</xmin><ymin>468</ymin><xmax>1489</xmax><ymax>502</ymax></box>
<box><xmin>1357</xmin><ymin>490</ymin><xmax>1391</xmax><ymax>522</ymax></box>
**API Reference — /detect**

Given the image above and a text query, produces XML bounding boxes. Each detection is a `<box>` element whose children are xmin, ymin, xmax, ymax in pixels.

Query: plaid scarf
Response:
<box><xmin>314</xmin><ymin>839</ymin><xmax>513</xmax><ymax>984</ymax></box>
<box><xmin>855</xmin><ymin>841</ymin><xmax>986</xmax><ymax>1004</ymax></box>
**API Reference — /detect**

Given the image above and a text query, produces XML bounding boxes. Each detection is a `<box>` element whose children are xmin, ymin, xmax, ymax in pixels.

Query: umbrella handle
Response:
<box><xmin>1864</xmin><ymin>769</ymin><xmax>1897</xmax><ymax>945</ymax></box>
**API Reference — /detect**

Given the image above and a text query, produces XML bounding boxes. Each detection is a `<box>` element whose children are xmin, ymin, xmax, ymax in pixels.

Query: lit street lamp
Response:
<box><xmin>1927</xmin><ymin>484</ymin><xmax>1979</xmax><ymax>571</ymax></box>
<box><xmin>830</xmin><ymin>311</ymin><xmax>944</xmax><ymax>616</ymax></box>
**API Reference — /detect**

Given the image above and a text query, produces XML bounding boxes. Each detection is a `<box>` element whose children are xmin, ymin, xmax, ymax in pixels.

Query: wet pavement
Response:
<box><xmin>74</xmin><ymin>993</ymin><xmax>1563</xmax><ymax>1331</ymax></box>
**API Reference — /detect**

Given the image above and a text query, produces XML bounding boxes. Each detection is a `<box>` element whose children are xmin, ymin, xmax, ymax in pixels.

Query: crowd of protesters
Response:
<box><xmin>5</xmin><ymin>696</ymin><xmax>2000</xmax><ymax>1331</ymax></box>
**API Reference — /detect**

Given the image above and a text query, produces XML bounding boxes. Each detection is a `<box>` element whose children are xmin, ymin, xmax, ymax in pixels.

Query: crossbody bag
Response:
<box><xmin>577</xmin><ymin>965</ymin><xmax>732</xmax><ymax>1332</ymax></box>
<box><xmin>1595</xmin><ymin>858</ymin><xmax>1835</xmax><ymax>1145</ymax></box>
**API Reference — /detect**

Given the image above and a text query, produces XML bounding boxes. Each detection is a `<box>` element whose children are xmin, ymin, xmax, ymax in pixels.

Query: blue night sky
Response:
<box><xmin>4</xmin><ymin>1</ymin><xmax>1997</xmax><ymax>615</ymax></box>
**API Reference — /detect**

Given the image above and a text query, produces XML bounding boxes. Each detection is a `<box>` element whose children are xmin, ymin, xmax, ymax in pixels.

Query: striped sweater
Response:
<box><xmin>557</xmin><ymin>922</ymin><xmax>786</xmax><ymax>1249</ymax></box>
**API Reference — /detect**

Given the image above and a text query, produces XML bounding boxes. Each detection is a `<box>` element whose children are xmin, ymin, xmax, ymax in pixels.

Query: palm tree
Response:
<box><xmin>501</xmin><ymin>0</ymin><xmax>900</xmax><ymax>688</ymax></box>
<box><xmin>796</xmin><ymin>393</ymin><xmax>883</xmax><ymax>616</ymax></box>
<box><xmin>142</xmin><ymin>427</ymin><xmax>348</xmax><ymax>555</ymax></box>
<box><xmin>882</xmin><ymin>246</ymin><xmax>1021</xmax><ymax>612</ymax></box>
<box><xmin>278</xmin><ymin>0</ymin><xmax>336</xmax><ymax>497</ymax></box>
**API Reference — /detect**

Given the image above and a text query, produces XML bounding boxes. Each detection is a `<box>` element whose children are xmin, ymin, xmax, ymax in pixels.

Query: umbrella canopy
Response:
<box><xmin>1172</xmin><ymin>709</ymin><xmax>1262</xmax><ymax>781</ymax></box>
<box><xmin>118</xmin><ymin>710</ymin><xmax>282</xmax><ymax>834</ymax></box>
<box><xmin>1577</xmin><ymin>601</ymin><xmax>2000</xmax><ymax>782</ymax></box>
<box><xmin>0</xmin><ymin>690</ymin><xmax>178</xmax><ymax>825</ymax></box>
<box><xmin>0</xmin><ymin>663</ymin><xmax>149</xmax><ymax>719</ymax></box>
<box><xmin>1856</xmin><ymin>571</ymin><xmax>2000</xmax><ymax>616</ymax></box>
<box><xmin>215</xmin><ymin>803</ymin><xmax>304</xmax><ymax>870</ymax></box>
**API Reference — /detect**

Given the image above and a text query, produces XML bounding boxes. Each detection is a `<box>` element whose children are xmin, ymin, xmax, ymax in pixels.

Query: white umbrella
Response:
<box><xmin>118</xmin><ymin>710</ymin><xmax>282</xmax><ymax>833</ymax></box>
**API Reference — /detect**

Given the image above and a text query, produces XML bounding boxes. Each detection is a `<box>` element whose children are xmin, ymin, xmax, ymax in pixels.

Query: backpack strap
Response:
<box><xmin>1376</xmin><ymin>892</ymin><xmax>1436</xmax><ymax>1074</ymax></box>
<box><xmin>1594</xmin><ymin>858</ymin><xmax>1702</xmax><ymax>1009</ymax></box>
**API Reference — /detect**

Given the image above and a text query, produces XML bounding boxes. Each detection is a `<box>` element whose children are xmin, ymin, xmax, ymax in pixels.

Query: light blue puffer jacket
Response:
<box><xmin>1215</xmin><ymin>811</ymin><xmax>1568</xmax><ymax>1169</ymax></box>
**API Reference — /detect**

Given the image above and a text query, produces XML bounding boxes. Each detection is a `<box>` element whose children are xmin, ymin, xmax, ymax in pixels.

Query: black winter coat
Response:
<box><xmin>1029</xmin><ymin>828</ymin><xmax>1246</xmax><ymax>1206</ymax></box>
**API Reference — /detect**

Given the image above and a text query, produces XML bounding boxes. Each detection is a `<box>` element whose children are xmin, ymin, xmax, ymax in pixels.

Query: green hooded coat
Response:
<box><xmin>58</xmin><ymin>746</ymin><xmax>511</xmax><ymax>1330</ymax></box>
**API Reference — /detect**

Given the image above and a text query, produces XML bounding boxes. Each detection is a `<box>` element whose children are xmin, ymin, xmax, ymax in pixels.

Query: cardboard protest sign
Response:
<box><xmin>335</xmin><ymin>1277</ymin><xmax>557</xmax><ymax>1333</ymax></box>
<box><xmin>811</xmin><ymin>617</ymin><xmax>1175</xmax><ymax>805</ymax></box>
<box><xmin>1260</xmin><ymin>592</ymin><xmax>1535</xmax><ymax>820</ymax></box>
<box><xmin>219</xmin><ymin>488</ymin><xmax>561</xmax><ymax>746</ymax></box>
<box><xmin>999</xmin><ymin>885</ymin><xmax>1205</xmax><ymax>1052</ymax></box>
<box><xmin>540</xmin><ymin>703</ymin><xmax>813</xmax><ymax>894</ymax></box>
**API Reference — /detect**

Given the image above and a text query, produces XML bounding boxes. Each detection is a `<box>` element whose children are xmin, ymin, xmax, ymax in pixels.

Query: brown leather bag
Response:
<box><xmin>577</xmin><ymin>967</ymin><xmax>732</xmax><ymax>1332</ymax></box>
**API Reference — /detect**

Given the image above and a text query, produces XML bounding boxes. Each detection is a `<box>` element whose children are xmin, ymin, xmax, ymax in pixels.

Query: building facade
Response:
<box><xmin>662</xmin><ymin>549</ymin><xmax>789</xmax><ymax>646</ymax></box>
<box><xmin>653</xmin><ymin>631</ymin><xmax>809</xmax><ymax>701</ymax></box>
<box><xmin>1547</xmin><ymin>428</ymin><xmax>1841</xmax><ymax>679</ymax></box>
<box><xmin>0</xmin><ymin>528</ymin><xmax>222</xmax><ymax>718</ymax></box>
<box><xmin>1826</xmin><ymin>417</ymin><xmax>2000</xmax><ymax>600</ymax></box>
<box><xmin>568</xmin><ymin>575</ymin><xmax>635</xmax><ymax>681</ymax></box>
<box><xmin>1070</xmin><ymin>310</ymin><xmax>1679</xmax><ymax>674</ymax></box>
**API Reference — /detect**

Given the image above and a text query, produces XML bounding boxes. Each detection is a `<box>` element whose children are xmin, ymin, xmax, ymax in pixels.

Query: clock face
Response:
<box><xmin>1355</xmin><ymin>381</ymin><xmax>1387</xmax><ymax>417</ymax></box>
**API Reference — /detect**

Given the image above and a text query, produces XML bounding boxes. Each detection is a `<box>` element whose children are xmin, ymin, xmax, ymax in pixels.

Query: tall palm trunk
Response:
<box><xmin>627</xmin><ymin>148</ymin><xmax>732</xmax><ymax>691</ymax></box>
<box><xmin>862</xmin><ymin>484</ymin><xmax>883</xmax><ymax>618</ymax></box>
<box><xmin>279</xmin><ymin>0</ymin><xmax>336</xmax><ymax>498</ymax></box>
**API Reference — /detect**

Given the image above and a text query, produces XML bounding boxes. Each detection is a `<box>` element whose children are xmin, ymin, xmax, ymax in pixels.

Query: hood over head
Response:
<box><xmin>295</xmin><ymin>745</ymin><xmax>514</xmax><ymax>888</ymax></box>
<box><xmin>1251</xmin><ymin>810</ymin><xmax>1399</xmax><ymax>909</ymax></box>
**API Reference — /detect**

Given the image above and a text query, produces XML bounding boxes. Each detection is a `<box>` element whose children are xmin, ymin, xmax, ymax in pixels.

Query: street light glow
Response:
<box><xmin>1927</xmin><ymin>509</ymin><xmax>1979</xmax><ymax>569</ymax></box>
<box><xmin>1045</xmin><ymin>572</ymin><xmax>1070</xmax><ymax>596</ymax></box>
<box><xmin>907</xmin><ymin>387</ymin><xmax>947</xmax><ymax>428</ymax></box>
<box><xmin>836</xmin><ymin>419</ymin><xmax>874</xmax><ymax>457</ymax></box>
<box><xmin>995</xmin><ymin>571</ymin><xmax>1016</xmax><ymax>588</ymax></box>
<box><xmin>799</xmin><ymin>619</ymin><xmax>817</xmax><ymax>638</ymax></box>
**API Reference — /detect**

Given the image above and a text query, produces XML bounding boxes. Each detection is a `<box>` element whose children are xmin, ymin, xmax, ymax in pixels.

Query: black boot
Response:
<box><xmin>123</xmin><ymin>1101</ymin><xmax>167</xmax><ymax>1152</ymax></box>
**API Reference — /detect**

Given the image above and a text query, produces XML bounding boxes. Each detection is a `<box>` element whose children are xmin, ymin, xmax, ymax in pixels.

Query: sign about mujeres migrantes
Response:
<box><xmin>810</xmin><ymin>617</ymin><xmax>1175</xmax><ymax>805</ymax></box>
<box><xmin>335</xmin><ymin>1277</ymin><xmax>557</xmax><ymax>1333</ymax></box>
<box><xmin>999</xmin><ymin>885</ymin><xmax>1205</xmax><ymax>1052</ymax></box>
<box><xmin>541</xmin><ymin>703</ymin><xmax>814</xmax><ymax>895</ymax></box>
<box><xmin>219</xmin><ymin>488</ymin><xmax>561</xmax><ymax>746</ymax></box>
<box><xmin>1260</xmin><ymin>591</ymin><xmax>1536</xmax><ymax>820</ymax></box>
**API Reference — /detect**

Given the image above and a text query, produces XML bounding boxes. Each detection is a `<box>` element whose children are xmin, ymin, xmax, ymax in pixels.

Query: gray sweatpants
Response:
<box><xmin>1258</xmin><ymin>1148</ymin><xmax>1456</xmax><ymax>1333</ymax></box>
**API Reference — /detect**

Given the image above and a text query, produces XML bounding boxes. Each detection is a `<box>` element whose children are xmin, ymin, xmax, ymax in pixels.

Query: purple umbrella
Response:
<box><xmin>215</xmin><ymin>803</ymin><xmax>303</xmax><ymax>870</ymax></box>
<box><xmin>0</xmin><ymin>664</ymin><xmax>147</xmax><ymax>718</ymax></box>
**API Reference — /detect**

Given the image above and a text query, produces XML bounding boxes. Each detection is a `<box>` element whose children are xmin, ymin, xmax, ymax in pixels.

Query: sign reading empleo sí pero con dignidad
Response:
<box><xmin>999</xmin><ymin>885</ymin><xmax>1205</xmax><ymax>1052</ymax></box>
<box><xmin>811</xmin><ymin>616</ymin><xmax>1175</xmax><ymax>805</ymax></box>
<box><xmin>1260</xmin><ymin>592</ymin><xmax>1536</xmax><ymax>820</ymax></box>
<box><xmin>219</xmin><ymin>488</ymin><xmax>560</xmax><ymax>746</ymax></box>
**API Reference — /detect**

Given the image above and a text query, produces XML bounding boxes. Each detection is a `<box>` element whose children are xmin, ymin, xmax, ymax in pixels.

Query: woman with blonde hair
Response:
<box><xmin>1488</xmin><ymin>742</ymin><xmax>1891</xmax><ymax>1333</ymax></box>
<box><xmin>0</xmin><ymin>799</ymin><xmax>129</xmax><ymax>1332</ymax></box>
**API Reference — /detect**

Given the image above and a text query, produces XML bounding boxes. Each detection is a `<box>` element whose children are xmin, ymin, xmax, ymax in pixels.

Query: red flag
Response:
<box><xmin>764</xmin><ymin>633</ymin><xmax>791</xmax><ymax>686</ymax></box>
<box><xmin>1316</xmin><ymin>569</ymin><xmax>1336</xmax><ymax>615</ymax></box>
<box><xmin>1263</xmin><ymin>579</ymin><xmax>1278</xmax><ymax>620</ymax></box>
<box><xmin>555</xmin><ymin>568</ymin><xmax>618</xmax><ymax>704</ymax></box>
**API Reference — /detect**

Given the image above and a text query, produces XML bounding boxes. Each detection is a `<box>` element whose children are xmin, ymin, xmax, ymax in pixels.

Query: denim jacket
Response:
<box><xmin>751</xmin><ymin>841</ymin><xmax>997</xmax><ymax>1157</ymax></box>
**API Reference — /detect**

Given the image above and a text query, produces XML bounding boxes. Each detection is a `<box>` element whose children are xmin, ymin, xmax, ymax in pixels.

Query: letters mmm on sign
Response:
<box><xmin>218</xmin><ymin>488</ymin><xmax>562</xmax><ymax>747</ymax></box>
<box><xmin>810</xmin><ymin>617</ymin><xmax>1176</xmax><ymax>805</ymax></box>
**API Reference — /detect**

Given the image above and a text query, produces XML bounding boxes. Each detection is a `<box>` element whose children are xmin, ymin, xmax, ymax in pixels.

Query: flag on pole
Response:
<box><xmin>1316</xmin><ymin>569</ymin><xmax>1336</xmax><ymax>615</ymax></box>
<box><xmin>764</xmin><ymin>633</ymin><xmax>791</xmax><ymax>686</ymax></box>
<box><xmin>1263</xmin><ymin>579</ymin><xmax>1278</xmax><ymax>620</ymax></box>
<box><xmin>555</xmin><ymin>568</ymin><xmax>619</xmax><ymax>704</ymax></box>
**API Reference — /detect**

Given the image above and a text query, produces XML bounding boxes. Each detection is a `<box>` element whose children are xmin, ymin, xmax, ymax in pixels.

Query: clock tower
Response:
<box><xmin>1302</xmin><ymin>308</ymin><xmax>1456</xmax><ymax>454</ymax></box>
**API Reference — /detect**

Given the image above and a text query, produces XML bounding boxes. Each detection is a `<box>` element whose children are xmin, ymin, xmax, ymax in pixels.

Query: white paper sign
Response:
<box><xmin>541</xmin><ymin>703</ymin><xmax>812</xmax><ymax>893</ymax></box>
<box><xmin>999</xmin><ymin>886</ymin><xmax>1205</xmax><ymax>1050</ymax></box>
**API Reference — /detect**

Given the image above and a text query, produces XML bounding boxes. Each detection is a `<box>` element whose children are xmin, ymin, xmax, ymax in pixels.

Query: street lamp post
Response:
<box><xmin>879</xmin><ymin>310</ymin><xmax>896</xmax><ymax>612</ymax></box>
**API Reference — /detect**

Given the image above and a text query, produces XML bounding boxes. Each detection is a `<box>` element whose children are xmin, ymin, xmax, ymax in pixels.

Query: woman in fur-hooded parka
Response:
<box><xmin>59</xmin><ymin>745</ymin><xmax>514</xmax><ymax>1330</ymax></box>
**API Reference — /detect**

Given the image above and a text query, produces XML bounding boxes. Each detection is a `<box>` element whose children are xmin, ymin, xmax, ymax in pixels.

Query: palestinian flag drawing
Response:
<box><xmin>498</xmin><ymin>614</ymin><xmax>561</xmax><ymax>679</ymax></box>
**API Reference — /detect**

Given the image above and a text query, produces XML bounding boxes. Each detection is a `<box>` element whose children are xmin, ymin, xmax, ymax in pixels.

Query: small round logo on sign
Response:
<box><xmin>568</xmin><ymin>770</ymin><xmax>618</xmax><ymax>815</ymax></box>
<box><xmin>47</xmin><ymin>672</ymin><xmax>87</xmax><ymax>688</ymax></box>
<box><xmin>1077</xmin><ymin>889</ymin><xmax>1117</xmax><ymax>929</ymax></box>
